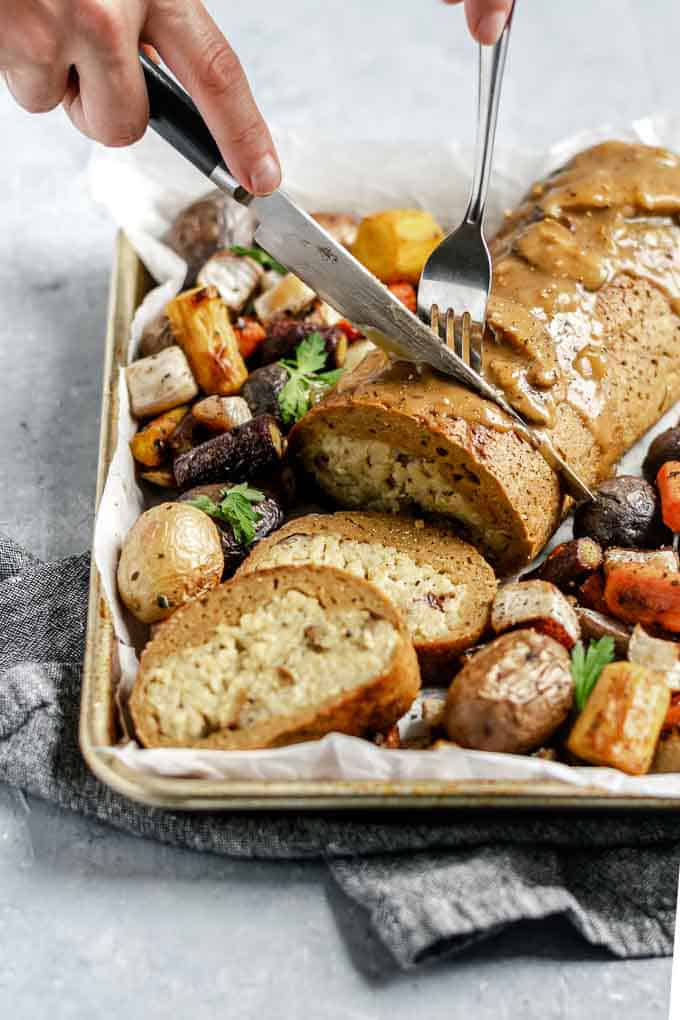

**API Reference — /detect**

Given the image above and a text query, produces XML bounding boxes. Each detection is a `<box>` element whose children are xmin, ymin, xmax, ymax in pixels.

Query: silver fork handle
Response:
<box><xmin>464</xmin><ymin>4</ymin><xmax>515</xmax><ymax>226</ymax></box>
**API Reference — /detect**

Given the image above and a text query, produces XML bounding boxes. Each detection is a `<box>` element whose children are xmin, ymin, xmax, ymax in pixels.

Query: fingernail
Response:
<box><xmin>477</xmin><ymin>11</ymin><xmax>507</xmax><ymax>44</ymax></box>
<box><xmin>249</xmin><ymin>153</ymin><xmax>281</xmax><ymax>195</ymax></box>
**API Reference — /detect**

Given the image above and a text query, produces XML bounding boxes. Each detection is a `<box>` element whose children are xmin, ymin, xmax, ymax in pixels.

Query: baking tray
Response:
<box><xmin>79</xmin><ymin>231</ymin><xmax>680</xmax><ymax>811</ymax></box>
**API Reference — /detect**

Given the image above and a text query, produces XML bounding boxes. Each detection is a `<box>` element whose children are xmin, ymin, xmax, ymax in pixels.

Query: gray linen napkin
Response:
<box><xmin>1</xmin><ymin>530</ymin><xmax>678</xmax><ymax>971</ymax></box>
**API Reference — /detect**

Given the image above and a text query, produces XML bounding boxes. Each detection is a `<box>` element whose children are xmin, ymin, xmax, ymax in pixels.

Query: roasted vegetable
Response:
<box><xmin>179</xmin><ymin>482</ymin><xmax>284</xmax><ymax>575</ymax></box>
<box><xmin>524</xmin><ymin>538</ymin><xmax>603</xmax><ymax>591</ymax></box>
<box><xmin>253</xmin><ymin>273</ymin><xmax>316</xmax><ymax>323</ymax></box>
<box><xmin>575</xmin><ymin>607</ymin><xmax>631</xmax><ymax>658</ymax></box>
<box><xmin>628</xmin><ymin>624</ymin><xmax>680</xmax><ymax>687</ymax></box>
<box><xmin>138</xmin><ymin>314</ymin><xmax>176</xmax><ymax>359</ymax></box>
<box><xmin>117</xmin><ymin>503</ymin><xmax>224</xmax><ymax>623</ymax></box>
<box><xmin>604</xmin><ymin>561</ymin><xmax>680</xmax><ymax>631</ymax></box>
<box><xmin>140</xmin><ymin>468</ymin><xmax>177</xmax><ymax>489</ymax></box>
<box><xmin>192</xmin><ymin>395</ymin><xmax>252</xmax><ymax>433</ymax></box>
<box><xmin>241</xmin><ymin>363</ymin><xmax>289</xmax><ymax>423</ymax></box>
<box><xmin>643</xmin><ymin>426</ymin><xmax>680</xmax><ymax>482</ymax></box>
<box><xmin>233</xmin><ymin>316</ymin><xmax>267</xmax><ymax>359</ymax></box>
<box><xmin>578</xmin><ymin>571</ymin><xmax>608</xmax><ymax>613</ymax></box>
<box><xmin>573</xmin><ymin>476</ymin><xmax>666</xmax><ymax>549</ymax></box>
<box><xmin>173</xmin><ymin>415</ymin><xmax>284</xmax><ymax>489</ymax></box>
<box><xmin>305</xmin><ymin>299</ymin><xmax>344</xmax><ymax>328</ymax></box>
<box><xmin>129</xmin><ymin>405</ymin><xmax>189</xmax><ymax>468</ymax></box>
<box><xmin>350</xmin><ymin>209</ymin><xmax>444</xmax><ymax>285</ymax></box>
<box><xmin>196</xmin><ymin>251</ymin><xmax>263</xmax><ymax>312</ymax></box>
<box><xmin>491</xmin><ymin>580</ymin><xmax>581</xmax><ymax>649</ymax></box>
<box><xmin>311</xmin><ymin>212</ymin><xmax>359</xmax><ymax>247</ymax></box>
<box><xmin>603</xmin><ymin>546</ymin><xmax>679</xmax><ymax>576</ymax></box>
<box><xmin>126</xmin><ymin>346</ymin><xmax>198</xmax><ymax>420</ymax></box>
<box><xmin>166</xmin><ymin>412</ymin><xmax>198</xmax><ymax>457</ymax></box>
<box><xmin>445</xmin><ymin>629</ymin><xmax>574</xmax><ymax>754</ymax></box>
<box><xmin>566</xmin><ymin>662</ymin><xmax>670</xmax><ymax>775</ymax></box>
<box><xmin>165</xmin><ymin>285</ymin><xmax>248</xmax><ymax>396</ymax></box>
<box><xmin>164</xmin><ymin>189</ymin><xmax>256</xmax><ymax>284</ymax></box>
<box><xmin>342</xmin><ymin>339</ymin><xmax>376</xmax><ymax>375</ymax></box>
<box><xmin>258</xmin><ymin>320</ymin><xmax>347</xmax><ymax>369</ymax></box>
<box><xmin>387</xmin><ymin>281</ymin><xmax>417</xmax><ymax>313</ymax></box>
<box><xmin>657</xmin><ymin>461</ymin><xmax>680</xmax><ymax>532</ymax></box>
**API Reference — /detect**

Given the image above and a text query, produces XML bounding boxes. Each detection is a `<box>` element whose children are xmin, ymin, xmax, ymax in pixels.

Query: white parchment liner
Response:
<box><xmin>88</xmin><ymin>113</ymin><xmax>680</xmax><ymax>793</ymax></box>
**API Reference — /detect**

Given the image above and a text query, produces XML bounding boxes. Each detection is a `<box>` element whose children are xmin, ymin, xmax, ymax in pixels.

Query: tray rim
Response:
<box><xmin>79</xmin><ymin>230</ymin><xmax>680</xmax><ymax>812</ymax></box>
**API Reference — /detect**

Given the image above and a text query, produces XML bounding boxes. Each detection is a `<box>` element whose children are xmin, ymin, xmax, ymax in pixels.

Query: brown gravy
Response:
<box><xmin>482</xmin><ymin>142</ymin><xmax>680</xmax><ymax>451</ymax></box>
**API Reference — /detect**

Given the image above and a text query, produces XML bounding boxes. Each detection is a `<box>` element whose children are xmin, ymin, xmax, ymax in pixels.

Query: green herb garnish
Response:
<box><xmin>277</xmin><ymin>333</ymin><xmax>344</xmax><ymax>424</ymax></box>
<box><xmin>571</xmin><ymin>636</ymin><xmax>616</xmax><ymax>711</ymax></box>
<box><xmin>186</xmin><ymin>484</ymin><xmax>265</xmax><ymax>545</ymax></box>
<box><xmin>230</xmin><ymin>244</ymin><xmax>288</xmax><ymax>275</ymax></box>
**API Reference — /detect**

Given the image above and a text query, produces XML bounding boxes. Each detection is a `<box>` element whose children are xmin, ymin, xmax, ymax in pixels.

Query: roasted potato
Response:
<box><xmin>129</xmin><ymin>406</ymin><xmax>189</xmax><ymax>468</ymax></box>
<box><xmin>566</xmin><ymin>662</ymin><xmax>670</xmax><ymax>775</ymax></box>
<box><xmin>126</xmin><ymin>346</ymin><xmax>199</xmax><ymax>420</ymax></box>
<box><xmin>253</xmin><ymin>273</ymin><xmax>317</xmax><ymax>323</ymax></box>
<box><xmin>166</xmin><ymin>286</ymin><xmax>248</xmax><ymax>396</ymax></box>
<box><xmin>445</xmin><ymin>629</ymin><xmax>574</xmax><ymax>754</ymax></box>
<box><xmin>117</xmin><ymin>503</ymin><xmax>224</xmax><ymax>623</ymax></box>
<box><xmin>192</xmin><ymin>395</ymin><xmax>252</xmax><ymax>433</ymax></box>
<box><xmin>350</xmin><ymin>209</ymin><xmax>444</xmax><ymax>284</ymax></box>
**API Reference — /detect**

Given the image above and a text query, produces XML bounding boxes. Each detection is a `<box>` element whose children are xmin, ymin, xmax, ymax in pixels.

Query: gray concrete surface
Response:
<box><xmin>0</xmin><ymin>0</ymin><xmax>678</xmax><ymax>1015</ymax></box>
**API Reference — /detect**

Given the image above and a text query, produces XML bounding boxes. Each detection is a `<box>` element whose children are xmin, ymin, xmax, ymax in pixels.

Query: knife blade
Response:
<box><xmin>140</xmin><ymin>53</ymin><xmax>593</xmax><ymax>502</ymax></box>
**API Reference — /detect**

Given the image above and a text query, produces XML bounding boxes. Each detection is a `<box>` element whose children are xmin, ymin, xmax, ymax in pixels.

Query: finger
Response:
<box><xmin>145</xmin><ymin>1</ymin><xmax>281</xmax><ymax>195</ymax></box>
<box><xmin>63</xmin><ymin>8</ymin><xmax>149</xmax><ymax>147</ymax></box>
<box><xmin>463</xmin><ymin>0</ymin><xmax>514</xmax><ymax>44</ymax></box>
<box><xmin>4</xmin><ymin>62</ymin><xmax>70</xmax><ymax>113</ymax></box>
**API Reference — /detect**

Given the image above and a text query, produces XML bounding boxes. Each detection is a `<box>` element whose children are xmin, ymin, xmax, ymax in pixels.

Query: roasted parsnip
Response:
<box><xmin>166</xmin><ymin>285</ymin><xmax>248</xmax><ymax>396</ymax></box>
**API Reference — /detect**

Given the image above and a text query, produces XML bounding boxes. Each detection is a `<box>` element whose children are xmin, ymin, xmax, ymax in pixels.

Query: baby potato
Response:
<box><xmin>117</xmin><ymin>503</ymin><xmax>224</xmax><ymax>623</ymax></box>
<box><xmin>350</xmin><ymin>209</ymin><xmax>444</xmax><ymax>284</ymax></box>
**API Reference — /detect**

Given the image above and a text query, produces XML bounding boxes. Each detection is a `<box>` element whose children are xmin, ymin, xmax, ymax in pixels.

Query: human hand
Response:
<box><xmin>0</xmin><ymin>0</ymin><xmax>281</xmax><ymax>195</ymax></box>
<box><xmin>443</xmin><ymin>0</ymin><xmax>514</xmax><ymax>44</ymax></box>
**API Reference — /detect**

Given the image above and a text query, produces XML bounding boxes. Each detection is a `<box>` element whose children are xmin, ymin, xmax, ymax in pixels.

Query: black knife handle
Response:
<box><xmin>139</xmin><ymin>52</ymin><xmax>251</xmax><ymax>203</ymax></box>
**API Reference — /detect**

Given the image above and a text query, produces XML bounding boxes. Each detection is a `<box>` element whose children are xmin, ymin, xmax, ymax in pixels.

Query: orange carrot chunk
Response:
<box><xmin>234</xmin><ymin>317</ymin><xmax>266</xmax><ymax>359</ymax></box>
<box><xmin>387</xmin><ymin>282</ymin><xmax>417</xmax><ymax>313</ymax></box>
<box><xmin>657</xmin><ymin>460</ymin><xmax>680</xmax><ymax>532</ymax></box>
<box><xmin>604</xmin><ymin>561</ymin><xmax>680</xmax><ymax>632</ymax></box>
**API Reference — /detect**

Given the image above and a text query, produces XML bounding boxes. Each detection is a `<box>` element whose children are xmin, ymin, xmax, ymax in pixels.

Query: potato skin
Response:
<box><xmin>117</xmin><ymin>503</ymin><xmax>224</xmax><ymax>623</ymax></box>
<box><xmin>445</xmin><ymin>629</ymin><xmax>574</xmax><ymax>754</ymax></box>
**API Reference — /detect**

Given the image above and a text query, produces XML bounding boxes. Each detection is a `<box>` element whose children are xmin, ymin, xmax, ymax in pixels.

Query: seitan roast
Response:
<box><xmin>238</xmin><ymin>512</ymin><xmax>496</xmax><ymax>681</ymax></box>
<box><xmin>290</xmin><ymin>142</ymin><xmax>680</xmax><ymax>571</ymax></box>
<box><xmin>130</xmin><ymin>565</ymin><xmax>420</xmax><ymax>749</ymax></box>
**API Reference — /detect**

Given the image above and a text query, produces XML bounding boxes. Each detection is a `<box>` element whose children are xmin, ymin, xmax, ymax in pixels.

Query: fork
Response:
<box><xmin>417</xmin><ymin>8</ymin><xmax>514</xmax><ymax>367</ymax></box>
<box><xmin>417</xmin><ymin>8</ymin><xmax>594</xmax><ymax>504</ymax></box>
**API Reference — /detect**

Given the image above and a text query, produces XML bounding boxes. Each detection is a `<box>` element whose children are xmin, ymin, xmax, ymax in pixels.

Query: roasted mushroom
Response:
<box><xmin>241</xmin><ymin>363</ymin><xmax>289</xmax><ymax>423</ymax></box>
<box><xmin>573</xmin><ymin>476</ymin><xmax>668</xmax><ymax>549</ymax></box>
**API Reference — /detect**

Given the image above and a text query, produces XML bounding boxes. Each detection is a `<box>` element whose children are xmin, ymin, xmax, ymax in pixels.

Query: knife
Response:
<box><xmin>139</xmin><ymin>54</ymin><xmax>593</xmax><ymax>502</ymax></box>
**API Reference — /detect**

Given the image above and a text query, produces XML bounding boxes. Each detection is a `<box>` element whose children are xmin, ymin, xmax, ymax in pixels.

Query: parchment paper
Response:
<box><xmin>87</xmin><ymin>114</ymin><xmax>680</xmax><ymax>793</ymax></box>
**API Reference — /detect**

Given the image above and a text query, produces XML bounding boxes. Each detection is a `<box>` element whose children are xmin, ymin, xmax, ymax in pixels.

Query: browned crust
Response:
<box><xmin>238</xmin><ymin>511</ymin><xmax>497</xmax><ymax>682</ymax></box>
<box><xmin>130</xmin><ymin>564</ymin><xmax>420</xmax><ymax>749</ymax></box>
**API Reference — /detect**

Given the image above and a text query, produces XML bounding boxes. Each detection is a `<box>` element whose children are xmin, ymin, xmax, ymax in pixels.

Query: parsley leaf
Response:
<box><xmin>185</xmin><ymin>484</ymin><xmax>265</xmax><ymax>545</ymax></box>
<box><xmin>571</xmin><ymin>636</ymin><xmax>616</xmax><ymax>711</ymax></box>
<box><xmin>277</xmin><ymin>332</ymin><xmax>344</xmax><ymax>425</ymax></box>
<box><xmin>230</xmin><ymin>244</ymin><xmax>288</xmax><ymax>276</ymax></box>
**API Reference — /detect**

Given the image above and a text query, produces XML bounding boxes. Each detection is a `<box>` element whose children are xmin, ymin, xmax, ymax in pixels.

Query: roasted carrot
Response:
<box><xmin>657</xmin><ymin>460</ymin><xmax>680</xmax><ymax>532</ymax></box>
<box><xmin>233</xmin><ymin>317</ymin><xmax>266</xmax><ymax>359</ymax></box>
<box><xmin>604</xmin><ymin>561</ymin><xmax>680</xmax><ymax>632</ymax></box>
<box><xmin>662</xmin><ymin>692</ymin><xmax>680</xmax><ymax>734</ymax></box>
<box><xmin>336</xmin><ymin>319</ymin><xmax>365</xmax><ymax>342</ymax></box>
<box><xmin>578</xmin><ymin>571</ymin><xmax>608</xmax><ymax>615</ymax></box>
<box><xmin>387</xmin><ymin>281</ymin><xmax>417</xmax><ymax>313</ymax></box>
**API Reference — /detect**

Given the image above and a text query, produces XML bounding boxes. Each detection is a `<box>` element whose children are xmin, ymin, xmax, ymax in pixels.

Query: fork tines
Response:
<box><xmin>429</xmin><ymin>304</ymin><xmax>483</xmax><ymax>373</ymax></box>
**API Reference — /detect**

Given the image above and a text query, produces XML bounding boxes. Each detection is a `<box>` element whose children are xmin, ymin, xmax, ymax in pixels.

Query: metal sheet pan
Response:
<box><xmin>79</xmin><ymin>231</ymin><xmax>680</xmax><ymax>811</ymax></box>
